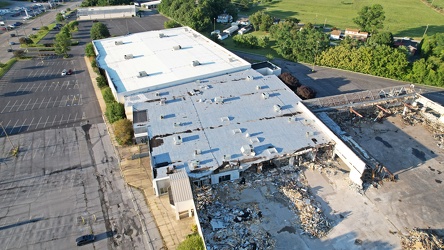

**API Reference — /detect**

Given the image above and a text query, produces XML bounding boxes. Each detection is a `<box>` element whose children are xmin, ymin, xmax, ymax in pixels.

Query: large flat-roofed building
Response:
<box><xmin>92</xmin><ymin>26</ymin><xmax>251</xmax><ymax>107</ymax></box>
<box><xmin>93</xmin><ymin>27</ymin><xmax>368</xmax><ymax>202</ymax></box>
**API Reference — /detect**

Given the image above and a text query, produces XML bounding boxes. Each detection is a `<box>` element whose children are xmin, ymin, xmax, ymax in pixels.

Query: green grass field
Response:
<box><xmin>242</xmin><ymin>0</ymin><xmax>444</xmax><ymax>38</ymax></box>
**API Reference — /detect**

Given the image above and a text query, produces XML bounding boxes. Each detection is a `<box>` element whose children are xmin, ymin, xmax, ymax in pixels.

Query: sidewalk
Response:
<box><xmin>85</xmin><ymin>56</ymin><xmax>195</xmax><ymax>250</ymax></box>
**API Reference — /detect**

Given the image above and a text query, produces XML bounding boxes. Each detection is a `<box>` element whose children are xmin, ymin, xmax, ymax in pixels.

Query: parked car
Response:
<box><xmin>76</xmin><ymin>235</ymin><xmax>95</xmax><ymax>246</ymax></box>
<box><xmin>32</xmin><ymin>27</ymin><xmax>38</xmax><ymax>30</ymax></box>
<box><xmin>10</xmin><ymin>33</ymin><xmax>16</xmax><ymax>37</ymax></box>
<box><xmin>67</xmin><ymin>69</ymin><xmax>73</xmax><ymax>75</ymax></box>
<box><xmin>15</xmin><ymin>22</ymin><xmax>23</xmax><ymax>26</ymax></box>
<box><xmin>7</xmin><ymin>48</ymin><xmax>13</xmax><ymax>52</ymax></box>
<box><xmin>61</xmin><ymin>69</ymin><xmax>67</xmax><ymax>76</ymax></box>
<box><xmin>9</xmin><ymin>41</ymin><xmax>15</xmax><ymax>45</ymax></box>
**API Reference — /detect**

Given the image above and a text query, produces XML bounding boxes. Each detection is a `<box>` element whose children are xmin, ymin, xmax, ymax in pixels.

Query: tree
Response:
<box><xmin>105</xmin><ymin>102</ymin><xmax>125</xmax><ymax>123</ymax></box>
<box><xmin>54</xmin><ymin>31</ymin><xmax>71</xmax><ymax>58</ymax></box>
<box><xmin>56</xmin><ymin>13</ymin><xmax>65</xmax><ymax>23</ymax></box>
<box><xmin>353</xmin><ymin>4</ymin><xmax>385</xmax><ymax>33</ymax></box>
<box><xmin>96</xmin><ymin>75</ymin><xmax>108</xmax><ymax>89</ymax></box>
<box><xmin>85</xmin><ymin>43</ymin><xmax>95</xmax><ymax>57</ymax></box>
<box><xmin>297</xmin><ymin>85</ymin><xmax>316</xmax><ymax>100</ymax></box>
<box><xmin>60</xmin><ymin>26</ymin><xmax>71</xmax><ymax>38</ymax></box>
<box><xmin>249</xmin><ymin>11</ymin><xmax>273</xmax><ymax>31</ymax></box>
<box><xmin>177</xmin><ymin>234</ymin><xmax>204</xmax><ymax>250</ymax></box>
<box><xmin>19</xmin><ymin>37</ymin><xmax>33</xmax><ymax>45</ymax></box>
<box><xmin>13</xmin><ymin>50</ymin><xmax>25</xmax><ymax>58</ymax></box>
<box><xmin>367</xmin><ymin>31</ymin><xmax>393</xmax><ymax>47</ymax></box>
<box><xmin>113</xmin><ymin>119</ymin><xmax>134</xmax><ymax>145</ymax></box>
<box><xmin>68</xmin><ymin>20</ymin><xmax>79</xmax><ymax>31</ymax></box>
<box><xmin>90</xmin><ymin>22</ymin><xmax>110</xmax><ymax>40</ymax></box>
<box><xmin>164</xmin><ymin>20</ymin><xmax>181</xmax><ymax>29</ymax></box>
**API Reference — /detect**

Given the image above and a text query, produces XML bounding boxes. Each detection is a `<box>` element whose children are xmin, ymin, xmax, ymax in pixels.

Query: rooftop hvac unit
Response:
<box><xmin>250</xmin><ymin>137</ymin><xmax>260</xmax><ymax>144</ymax></box>
<box><xmin>267</xmin><ymin>147</ymin><xmax>278</xmax><ymax>154</ymax></box>
<box><xmin>232</xmin><ymin>128</ymin><xmax>242</xmax><ymax>134</ymax></box>
<box><xmin>155</xmin><ymin>92</ymin><xmax>160</xmax><ymax>96</ymax></box>
<box><xmin>256</xmin><ymin>85</ymin><xmax>262</xmax><ymax>90</ymax></box>
<box><xmin>115</xmin><ymin>41</ymin><xmax>123</xmax><ymax>45</ymax></box>
<box><xmin>173</xmin><ymin>45</ymin><xmax>182</xmax><ymax>50</ymax></box>
<box><xmin>124</xmin><ymin>54</ymin><xmax>133</xmax><ymax>60</ymax></box>
<box><xmin>273</xmin><ymin>104</ymin><xmax>282</xmax><ymax>112</ymax></box>
<box><xmin>214</xmin><ymin>96</ymin><xmax>224</xmax><ymax>104</ymax></box>
<box><xmin>261</xmin><ymin>92</ymin><xmax>269</xmax><ymax>99</ymax></box>
<box><xmin>241</xmin><ymin>144</ymin><xmax>254</xmax><ymax>156</ymax></box>
<box><xmin>192</xmin><ymin>60</ymin><xmax>201</xmax><ymax>67</ymax></box>
<box><xmin>174</xmin><ymin>122</ymin><xmax>181</xmax><ymax>127</ymax></box>
<box><xmin>246</xmin><ymin>75</ymin><xmax>254</xmax><ymax>81</ymax></box>
<box><xmin>306</xmin><ymin>131</ymin><xmax>314</xmax><ymax>137</ymax></box>
<box><xmin>159</xmin><ymin>99</ymin><xmax>166</xmax><ymax>105</ymax></box>
<box><xmin>221</xmin><ymin>116</ymin><xmax>230</xmax><ymax>122</ymax></box>
<box><xmin>139</xmin><ymin>71</ymin><xmax>148</xmax><ymax>77</ymax></box>
<box><xmin>173</xmin><ymin>135</ymin><xmax>182</xmax><ymax>145</ymax></box>
<box><xmin>189</xmin><ymin>160</ymin><xmax>200</xmax><ymax>170</ymax></box>
<box><xmin>194</xmin><ymin>149</ymin><xmax>202</xmax><ymax>156</ymax></box>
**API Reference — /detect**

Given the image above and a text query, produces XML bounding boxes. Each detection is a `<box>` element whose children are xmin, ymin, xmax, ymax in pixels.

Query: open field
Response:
<box><xmin>242</xmin><ymin>0</ymin><xmax>444</xmax><ymax>37</ymax></box>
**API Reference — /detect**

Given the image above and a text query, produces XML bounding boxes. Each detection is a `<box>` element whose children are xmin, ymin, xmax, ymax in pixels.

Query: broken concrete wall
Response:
<box><xmin>153</xmin><ymin>176</ymin><xmax>170</xmax><ymax>196</ymax></box>
<box><xmin>416</xmin><ymin>95</ymin><xmax>444</xmax><ymax>117</ymax></box>
<box><xmin>298</xmin><ymin>102</ymin><xmax>366</xmax><ymax>185</ymax></box>
<box><xmin>210</xmin><ymin>169</ymin><xmax>240</xmax><ymax>184</ymax></box>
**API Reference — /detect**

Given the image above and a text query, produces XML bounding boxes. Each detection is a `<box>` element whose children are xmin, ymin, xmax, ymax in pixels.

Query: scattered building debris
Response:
<box><xmin>400</xmin><ymin>228</ymin><xmax>444</xmax><ymax>250</ymax></box>
<box><xmin>194</xmin><ymin>160</ymin><xmax>333</xmax><ymax>249</ymax></box>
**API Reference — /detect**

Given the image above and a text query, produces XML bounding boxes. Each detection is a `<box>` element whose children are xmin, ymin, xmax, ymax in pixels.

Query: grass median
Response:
<box><xmin>0</xmin><ymin>58</ymin><xmax>17</xmax><ymax>78</ymax></box>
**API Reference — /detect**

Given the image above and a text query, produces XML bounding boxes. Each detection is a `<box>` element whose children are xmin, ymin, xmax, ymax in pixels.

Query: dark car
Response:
<box><xmin>32</xmin><ymin>27</ymin><xmax>39</xmax><ymax>30</ymax></box>
<box><xmin>67</xmin><ymin>69</ymin><xmax>73</xmax><ymax>75</ymax></box>
<box><xmin>76</xmin><ymin>234</ymin><xmax>95</xmax><ymax>246</ymax></box>
<box><xmin>7</xmin><ymin>48</ymin><xmax>13</xmax><ymax>52</ymax></box>
<box><xmin>15</xmin><ymin>22</ymin><xmax>23</xmax><ymax>26</ymax></box>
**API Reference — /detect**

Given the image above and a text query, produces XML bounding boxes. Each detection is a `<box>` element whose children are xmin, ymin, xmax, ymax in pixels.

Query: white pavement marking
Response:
<box><xmin>17</xmin><ymin>119</ymin><xmax>27</xmax><ymax>133</ymax></box>
<box><xmin>9</xmin><ymin>119</ymin><xmax>19</xmax><ymax>134</ymax></box>
<box><xmin>59</xmin><ymin>114</ymin><xmax>64</xmax><ymax>125</ymax></box>
<box><xmin>74</xmin><ymin>112</ymin><xmax>78</xmax><ymax>122</ymax></box>
<box><xmin>53</xmin><ymin>96</ymin><xmax>59</xmax><ymax>107</ymax></box>
<box><xmin>16</xmin><ymin>99</ymin><xmax>25</xmax><ymax>112</ymax></box>
<box><xmin>31</xmin><ymin>98</ymin><xmax>39</xmax><ymax>110</ymax></box>
<box><xmin>51</xmin><ymin>115</ymin><xmax>57</xmax><ymax>126</ymax></box>
<box><xmin>38</xmin><ymin>70</ymin><xmax>45</xmax><ymax>78</ymax></box>
<box><xmin>32</xmin><ymin>70</ymin><xmax>39</xmax><ymax>77</ymax></box>
<box><xmin>1</xmin><ymin>100</ymin><xmax>10</xmax><ymax>113</ymax></box>
<box><xmin>66</xmin><ymin>113</ymin><xmax>71</xmax><ymax>123</ymax></box>
<box><xmin>24</xmin><ymin>99</ymin><xmax>32</xmax><ymax>110</ymax></box>
<box><xmin>8</xmin><ymin>100</ymin><xmax>17</xmax><ymax>112</ymax></box>
<box><xmin>43</xmin><ymin>116</ymin><xmax>50</xmax><ymax>128</ymax></box>
<box><xmin>28</xmin><ymin>71</ymin><xmax>34</xmax><ymax>78</ymax></box>
<box><xmin>45</xmin><ymin>96</ymin><xmax>52</xmax><ymax>109</ymax></box>
<box><xmin>39</xmin><ymin>97</ymin><xmax>46</xmax><ymax>109</ymax></box>
<box><xmin>15</xmin><ymin>84</ymin><xmax>23</xmax><ymax>94</ymax></box>
<box><xmin>32</xmin><ymin>140</ymin><xmax>41</xmax><ymax>159</ymax></box>
<box><xmin>33</xmin><ymin>82</ymin><xmax>43</xmax><ymax>92</ymax></box>
<box><xmin>35</xmin><ymin>117</ymin><xmax>42</xmax><ymax>130</ymax></box>
<box><xmin>40</xmin><ymin>82</ymin><xmax>48</xmax><ymax>92</ymax></box>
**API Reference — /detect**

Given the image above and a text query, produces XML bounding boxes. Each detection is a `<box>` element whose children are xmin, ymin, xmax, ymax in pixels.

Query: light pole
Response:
<box><xmin>213</xmin><ymin>17</ymin><xmax>216</xmax><ymax>32</ymax></box>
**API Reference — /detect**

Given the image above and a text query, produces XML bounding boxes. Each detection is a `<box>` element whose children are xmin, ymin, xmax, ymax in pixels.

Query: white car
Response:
<box><xmin>61</xmin><ymin>69</ymin><xmax>67</xmax><ymax>76</ymax></box>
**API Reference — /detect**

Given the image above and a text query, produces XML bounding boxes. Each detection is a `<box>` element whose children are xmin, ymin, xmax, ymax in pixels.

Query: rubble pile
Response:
<box><xmin>280</xmin><ymin>178</ymin><xmax>332</xmax><ymax>238</ymax></box>
<box><xmin>401</xmin><ymin>228</ymin><xmax>444</xmax><ymax>250</ymax></box>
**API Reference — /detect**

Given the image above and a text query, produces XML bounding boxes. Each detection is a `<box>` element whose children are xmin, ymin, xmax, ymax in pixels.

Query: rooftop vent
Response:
<box><xmin>192</xmin><ymin>60</ymin><xmax>201</xmax><ymax>67</ymax></box>
<box><xmin>223</xmin><ymin>154</ymin><xmax>231</xmax><ymax>161</ymax></box>
<box><xmin>173</xmin><ymin>45</ymin><xmax>182</xmax><ymax>50</ymax></box>
<box><xmin>232</xmin><ymin>128</ymin><xmax>242</xmax><ymax>134</ymax></box>
<box><xmin>221</xmin><ymin>116</ymin><xmax>230</xmax><ymax>122</ymax></box>
<box><xmin>173</xmin><ymin>135</ymin><xmax>182</xmax><ymax>145</ymax></box>
<box><xmin>115</xmin><ymin>41</ymin><xmax>123</xmax><ymax>45</ymax></box>
<box><xmin>261</xmin><ymin>92</ymin><xmax>269</xmax><ymax>99</ymax></box>
<box><xmin>124</xmin><ymin>54</ymin><xmax>133</xmax><ymax>60</ymax></box>
<box><xmin>189</xmin><ymin>160</ymin><xmax>200</xmax><ymax>170</ymax></box>
<box><xmin>159</xmin><ymin>33</ymin><xmax>166</xmax><ymax>38</ymax></box>
<box><xmin>214</xmin><ymin>96</ymin><xmax>224</xmax><ymax>104</ymax></box>
<box><xmin>194</xmin><ymin>149</ymin><xmax>202</xmax><ymax>156</ymax></box>
<box><xmin>273</xmin><ymin>104</ymin><xmax>282</xmax><ymax>112</ymax></box>
<box><xmin>241</xmin><ymin>144</ymin><xmax>255</xmax><ymax>156</ymax></box>
<box><xmin>306</xmin><ymin>131</ymin><xmax>315</xmax><ymax>137</ymax></box>
<box><xmin>267</xmin><ymin>147</ymin><xmax>278</xmax><ymax>154</ymax></box>
<box><xmin>246</xmin><ymin>75</ymin><xmax>254</xmax><ymax>81</ymax></box>
<box><xmin>250</xmin><ymin>137</ymin><xmax>260</xmax><ymax>144</ymax></box>
<box><xmin>160</xmin><ymin>98</ymin><xmax>166</xmax><ymax>105</ymax></box>
<box><xmin>139</xmin><ymin>71</ymin><xmax>148</xmax><ymax>77</ymax></box>
<box><xmin>155</xmin><ymin>92</ymin><xmax>160</xmax><ymax>96</ymax></box>
<box><xmin>174</xmin><ymin>122</ymin><xmax>182</xmax><ymax>127</ymax></box>
<box><xmin>256</xmin><ymin>85</ymin><xmax>262</xmax><ymax>90</ymax></box>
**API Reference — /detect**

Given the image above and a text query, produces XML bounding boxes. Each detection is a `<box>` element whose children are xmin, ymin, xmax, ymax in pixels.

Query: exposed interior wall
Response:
<box><xmin>173</xmin><ymin>199</ymin><xmax>195</xmax><ymax>220</ymax></box>
<box><xmin>210</xmin><ymin>170</ymin><xmax>240</xmax><ymax>184</ymax></box>
<box><xmin>298</xmin><ymin>102</ymin><xmax>366</xmax><ymax>185</ymax></box>
<box><xmin>153</xmin><ymin>177</ymin><xmax>170</xmax><ymax>196</ymax></box>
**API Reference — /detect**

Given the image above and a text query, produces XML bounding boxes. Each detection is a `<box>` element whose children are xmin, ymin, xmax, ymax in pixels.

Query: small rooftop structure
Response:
<box><xmin>345</xmin><ymin>28</ymin><xmax>368</xmax><ymax>41</ymax></box>
<box><xmin>330</xmin><ymin>29</ymin><xmax>341</xmax><ymax>40</ymax></box>
<box><xmin>92</xmin><ymin>26</ymin><xmax>250</xmax><ymax>102</ymax></box>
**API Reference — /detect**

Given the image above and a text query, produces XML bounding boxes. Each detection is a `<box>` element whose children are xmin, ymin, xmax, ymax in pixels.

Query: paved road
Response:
<box><xmin>235</xmin><ymin>51</ymin><xmax>444</xmax><ymax>105</ymax></box>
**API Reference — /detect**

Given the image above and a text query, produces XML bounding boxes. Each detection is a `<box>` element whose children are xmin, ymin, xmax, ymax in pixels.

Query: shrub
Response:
<box><xmin>102</xmin><ymin>87</ymin><xmax>115</xmax><ymax>103</ymax></box>
<box><xmin>96</xmin><ymin>75</ymin><xmax>108</xmax><ymax>89</ymax></box>
<box><xmin>19</xmin><ymin>37</ymin><xmax>33</xmax><ymax>45</ymax></box>
<box><xmin>164</xmin><ymin>20</ymin><xmax>181</xmax><ymax>29</ymax></box>
<box><xmin>29</xmin><ymin>34</ymin><xmax>37</xmax><ymax>39</ymax></box>
<box><xmin>105</xmin><ymin>102</ymin><xmax>125</xmax><ymax>123</ymax></box>
<box><xmin>91</xmin><ymin>58</ymin><xmax>97</xmax><ymax>68</ymax></box>
<box><xmin>13</xmin><ymin>50</ymin><xmax>25</xmax><ymax>58</ymax></box>
<box><xmin>177</xmin><ymin>234</ymin><xmax>204</xmax><ymax>250</ymax></box>
<box><xmin>41</xmin><ymin>26</ymin><xmax>49</xmax><ymax>31</ymax></box>
<box><xmin>85</xmin><ymin>43</ymin><xmax>95</xmax><ymax>57</ymax></box>
<box><xmin>278</xmin><ymin>72</ymin><xmax>301</xmax><ymax>90</ymax></box>
<box><xmin>113</xmin><ymin>119</ymin><xmax>134</xmax><ymax>145</ymax></box>
<box><xmin>296</xmin><ymin>85</ymin><xmax>317</xmax><ymax>100</ymax></box>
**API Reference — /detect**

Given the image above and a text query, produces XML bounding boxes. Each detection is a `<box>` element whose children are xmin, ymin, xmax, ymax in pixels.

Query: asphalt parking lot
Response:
<box><xmin>0</xmin><ymin>55</ymin><xmax>101</xmax><ymax>137</ymax></box>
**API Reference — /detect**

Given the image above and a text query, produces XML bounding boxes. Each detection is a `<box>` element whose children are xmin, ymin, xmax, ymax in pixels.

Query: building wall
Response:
<box><xmin>173</xmin><ymin>199</ymin><xmax>195</xmax><ymax>220</ymax></box>
<box><xmin>298</xmin><ymin>102</ymin><xmax>366</xmax><ymax>185</ymax></box>
<box><xmin>153</xmin><ymin>177</ymin><xmax>170</xmax><ymax>196</ymax></box>
<box><xmin>77</xmin><ymin>6</ymin><xmax>136</xmax><ymax>20</ymax></box>
<box><xmin>210</xmin><ymin>170</ymin><xmax>240</xmax><ymax>184</ymax></box>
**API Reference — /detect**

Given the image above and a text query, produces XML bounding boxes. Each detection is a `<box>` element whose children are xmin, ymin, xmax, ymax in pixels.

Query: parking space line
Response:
<box><xmin>53</xmin><ymin>82</ymin><xmax>59</xmax><ymax>91</ymax></box>
<box><xmin>59</xmin><ymin>114</ymin><xmax>64</xmax><ymax>125</ymax></box>
<box><xmin>9</xmin><ymin>100</ymin><xmax>18</xmax><ymax>112</ymax></box>
<box><xmin>53</xmin><ymin>96</ymin><xmax>59</xmax><ymax>107</ymax></box>
<box><xmin>24</xmin><ymin>99</ymin><xmax>32</xmax><ymax>110</ymax></box>
<box><xmin>79</xmin><ymin>94</ymin><xmax>83</xmax><ymax>105</ymax></box>
<box><xmin>1</xmin><ymin>100</ymin><xmax>10</xmax><ymax>113</ymax></box>
<box><xmin>47</xmin><ymin>82</ymin><xmax>54</xmax><ymax>91</ymax></box>
<box><xmin>32</xmin><ymin>71</ymin><xmax>39</xmax><ymax>77</ymax></box>
<box><xmin>33</xmin><ymin>82</ymin><xmax>43</xmax><ymax>92</ymax></box>
<box><xmin>31</xmin><ymin>98</ymin><xmax>39</xmax><ymax>110</ymax></box>
<box><xmin>74</xmin><ymin>112</ymin><xmax>78</xmax><ymax>122</ymax></box>
<box><xmin>51</xmin><ymin>115</ymin><xmax>57</xmax><ymax>126</ymax></box>
<box><xmin>32</xmin><ymin>140</ymin><xmax>41</xmax><ymax>159</ymax></box>
<box><xmin>15</xmin><ymin>99</ymin><xmax>25</xmax><ymax>112</ymax></box>
<box><xmin>44</xmin><ymin>69</ymin><xmax>51</xmax><ymax>77</ymax></box>
<box><xmin>24</xmin><ymin>83</ymin><xmax>31</xmax><ymax>92</ymax></box>
<box><xmin>66</xmin><ymin>113</ymin><xmax>71</xmax><ymax>123</ymax></box>
<box><xmin>45</xmin><ymin>97</ymin><xmax>52</xmax><ymax>108</ymax></box>
<box><xmin>40</xmin><ymin>82</ymin><xmax>48</xmax><ymax>92</ymax></box>
<box><xmin>27</xmin><ymin>71</ymin><xmax>34</xmax><ymax>78</ymax></box>
<box><xmin>0</xmin><ymin>120</ymin><xmax>11</xmax><ymax>136</ymax></box>
<box><xmin>35</xmin><ymin>117</ymin><xmax>42</xmax><ymax>130</ymax></box>
<box><xmin>15</xmin><ymin>84</ymin><xmax>23</xmax><ymax>94</ymax></box>
<box><xmin>39</xmin><ymin>97</ymin><xmax>46</xmax><ymax>109</ymax></box>
<box><xmin>17</xmin><ymin>119</ymin><xmax>27</xmax><ymax>133</ymax></box>
<box><xmin>8</xmin><ymin>120</ymin><xmax>19</xmax><ymax>134</ymax></box>
<box><xmin>43</xmin><ymin>116</ymin><xmax>50</xmax><ymax>128</ymax></box>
